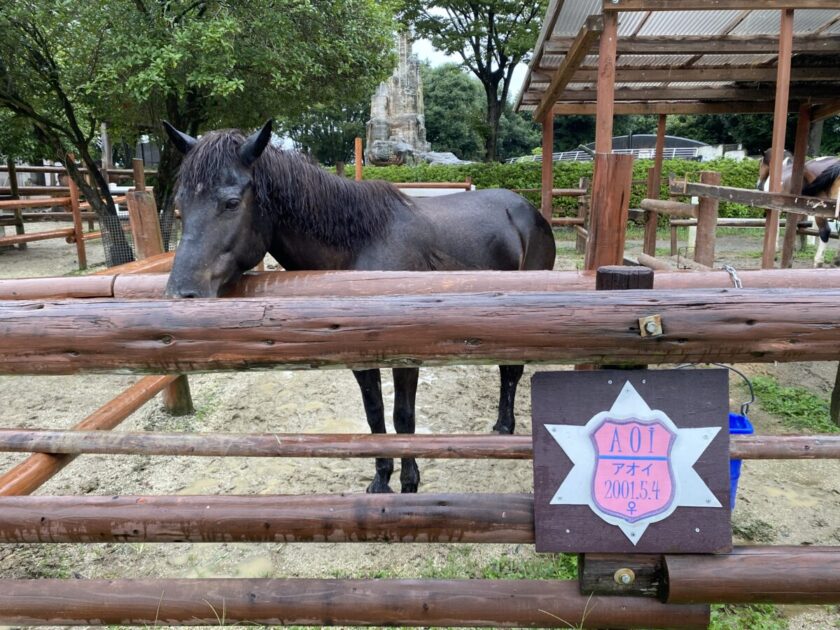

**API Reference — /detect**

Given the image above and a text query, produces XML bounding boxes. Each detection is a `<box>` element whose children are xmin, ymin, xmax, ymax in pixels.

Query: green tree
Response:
<box><xmin>282</xmin><ymin>102</ymin><xmax>369</xmax><ymax>176</ymax></box>
<box><xmin>495</xmin><ymin>108</ymin><xmax>540</xmax><ymax>162</ymax></box>
<box><xmin>1</xmin><ymin>0</ymin><xmax>396</xmax><ymax>260</ymax></box>
<box><xmin>401</xmin><ymin>0</ymin><xmax>547</xmax><ymax>162</ymax></box>
<box><xmin>421</xmin><ymin>63</ymin><xmax>484</xmax><ymax>161</ymax></box>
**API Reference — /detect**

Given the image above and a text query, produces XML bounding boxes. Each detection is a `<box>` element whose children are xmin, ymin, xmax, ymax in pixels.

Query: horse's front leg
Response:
<box><xmin>353</xmin><ymin>369</ymin><xmax>393</xmax><ymax>493</ymax></box>
<box><xmin>493</xmin><ymin>364</ymin><xmax>524</xmax><ymax>434</ymax></box>
<box><xmin>393</xmin><ymin>367</ymin><xmax>420</xmax><ymax>493</ymax></box>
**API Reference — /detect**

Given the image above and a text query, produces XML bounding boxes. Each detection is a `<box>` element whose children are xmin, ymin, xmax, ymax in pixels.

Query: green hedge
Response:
<box><xmin>361</xmin><ymin>158</ymin><xmax>761</xmax><ymax>218</ymax></box>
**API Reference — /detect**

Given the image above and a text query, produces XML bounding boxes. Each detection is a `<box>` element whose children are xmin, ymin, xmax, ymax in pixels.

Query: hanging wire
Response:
<box><xmin>676</xmin><ymin>362</ymin><xmax>754</xmax><ymax>417</ymax></box>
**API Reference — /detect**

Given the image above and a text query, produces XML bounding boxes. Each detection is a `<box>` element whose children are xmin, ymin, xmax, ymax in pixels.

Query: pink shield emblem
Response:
<box><xmin>591</xmin><ymin>419</ymin><xmax>675</xmax><ymax>523</ymax></box>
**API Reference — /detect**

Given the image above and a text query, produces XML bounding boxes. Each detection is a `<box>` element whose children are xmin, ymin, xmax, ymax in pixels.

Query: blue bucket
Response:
<box><xmin>728</xmin><ymin>412</ymin><xmax>754</xmax><ymax>510</ymax></box>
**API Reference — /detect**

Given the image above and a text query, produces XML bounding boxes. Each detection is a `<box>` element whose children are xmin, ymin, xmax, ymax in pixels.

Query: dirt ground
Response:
<box><xmin>0</xmin><ymin>223</ymin><xmax>839</xmax><ymax>629</ymax></box>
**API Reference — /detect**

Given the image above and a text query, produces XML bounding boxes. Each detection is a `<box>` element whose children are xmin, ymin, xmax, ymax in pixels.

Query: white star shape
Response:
<box><xmin>546</xmin><ymin>381</ymin><xmax>722</xmax><ymax>545</ymax></box>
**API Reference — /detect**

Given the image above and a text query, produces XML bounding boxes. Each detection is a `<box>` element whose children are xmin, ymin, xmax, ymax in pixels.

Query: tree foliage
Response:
<box><xmin>0</xmin><ymin>0</ymin><xmax>396</xmax><ymax>258</ymax></box>
<box><xmin>281</xmin><ymin>101</ymin><xmax>369</xmax><ymax>174</ymax></box>
<box><xmin>400</xmin><ymin>0</ymin><xmax>546</xmax><ymax>161</ymax></box>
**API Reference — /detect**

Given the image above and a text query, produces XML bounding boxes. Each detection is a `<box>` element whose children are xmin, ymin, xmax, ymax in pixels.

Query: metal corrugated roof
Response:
<box><xmin>515</xmin><ymin>0</ymin><xmax>840</xmax><ymax>114</ymax></box>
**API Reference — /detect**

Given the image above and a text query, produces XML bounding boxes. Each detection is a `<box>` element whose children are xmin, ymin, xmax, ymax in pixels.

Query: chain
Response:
<box><xmin>723</xmin><ymin>264</ymin><xmax>743</xmax><ymax>289</ymax></box>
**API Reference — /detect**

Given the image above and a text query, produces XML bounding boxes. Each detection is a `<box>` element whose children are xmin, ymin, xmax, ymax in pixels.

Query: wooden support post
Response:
<box><xmin>643</xmin><ymin>114</ymin><xmax>667</xmax><ymax>256</ymax></box>
<box><xmin>125</xmin><ymin>190</ymin><xmax>193</xmax><ymax>416</ymax></box>
<box><xmin>761</xmin><ymin>8</ymin><xmax>794</xmax><ymax>270</ymax></box>
<box><xmin>781</xmin><ymin>102</ymin><xmax>811</xmax><ymax>268</ymax></box>
<box><xmin>541</xmin><ymin>112</ymin><xmax>554</xmax><ymax>222</ymax></box>
<box><xmin>694</xmin><ymin>171</ymin><xmax>720</xmax><ymax>268</ymax></box>
<box><xmin>594</xmin><ymin>11</ymin><xmax>617</xmax><ymax>154</ymax></box>
<box><xmin>354</xmin><ymin>137</ymin><xmax>363</xmax><ymax>182</ymax></box>
<box><xmin>6</xmin><ymin>160</ymin><xmax>26</xmax><ymax>250</ymax></box>
<box><xmin>585</xmin><ymin>154</ymin><xmax>634</xmax><ymax>270</ymax></box>
<box><xmin>126</xmin><ymin>191</ymin><xmax>164</xmax><ymax>260</ymax></box>
<box><xmin>831</xmin><ymin>365</ymin><xmax>840</xmax><ymax>427</ymax></box>
<box><xmin>576</xmin><ymin>176</ymin><xmax>590</xmax><ymax>254</ymax></box>
<box><xmin>132</xmin><ymin>158</ymin><xmax>146</xmax><ymax>191</ymax></box>
<box><xmin>67</xmin><ymin>177</ymin><xmax>87</xmax><ymax>270</ymax></box>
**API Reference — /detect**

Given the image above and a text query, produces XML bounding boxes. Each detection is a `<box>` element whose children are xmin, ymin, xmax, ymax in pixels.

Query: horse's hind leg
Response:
<box><xmin>393</xmin><ymin>367</ymin><xmax>420</xmax><ymax>493</ymax></box>
<box><xmin>815</xmin><ymin>217</ymin><xmax>831</xmax><ymax>267</ymax></box>
<box><xmin>353</xmin><ymin>368</ymin><xmax>393</xmax><ymax>493</ymax></box>
<box><xmin>493</xmin><ymin>364</ymin><xmax>524</xmax><ymax>435</ymax></box>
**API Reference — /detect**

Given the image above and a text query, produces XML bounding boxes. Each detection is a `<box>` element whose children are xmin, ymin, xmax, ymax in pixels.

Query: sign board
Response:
<box><xmin>532</xmin><ymin>369</ymin><xmax>731</xmax><ymax>554</ymax></box>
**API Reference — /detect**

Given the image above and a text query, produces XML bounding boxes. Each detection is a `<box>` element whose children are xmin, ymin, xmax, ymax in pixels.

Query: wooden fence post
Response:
<box><xmin>6</xmin><ymin>160</ymin><xmax>26</xmax><ymax>249</ymax></box>
<box><xmin>355</xmin><ymin>137</ymin><xmax>363</xmax><ymax>182</ymax></box>
<box><xmin>576</xmin><ymin>177</ymin><xmax>590</xmax><ymax>254</ymax></box>
<box><xmin>694</xmin><ymin>171</ymin><xmax>720</xmax><ymax>268</ymax></box>
<box><xmin>126</xmin><ymin>190</ymin><xmax>194</xmax><ymax>416</ymax></box>
<box><xmin>584</xmin><ymin>153</ymin><xmax>633</xmax><ymax>270</ymax></box>
<box><xmin>67</xmin><ymin>178</ymin><xmax>87</xmax><ymax>270</ymax></box>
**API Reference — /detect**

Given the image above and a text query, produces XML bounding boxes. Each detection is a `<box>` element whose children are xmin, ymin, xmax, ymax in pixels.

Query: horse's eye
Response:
<box><xmin>224</xmin><ymin>198</ymin><xmax>241</xmax><ymax>210</ymax></box>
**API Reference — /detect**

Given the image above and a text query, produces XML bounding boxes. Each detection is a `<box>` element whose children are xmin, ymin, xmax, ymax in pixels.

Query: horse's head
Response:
<box><xmin>163</xmin><ymin>120</ymin><xmax>273</xmax><ymax>298</ymax></box>
<box><xmin>756</xmin><ymin>148</ymin><xmax>793</xmax><ymax>191</ymax></box>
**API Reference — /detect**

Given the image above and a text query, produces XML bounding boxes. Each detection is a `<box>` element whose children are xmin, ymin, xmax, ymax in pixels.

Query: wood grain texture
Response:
<box><xmin>585</xmin><ymin>153</ymin><xmax>634</xmax><ymax>269</ymax></box>
<box><xmin>3</xmin><ymin>288</ymin><xmax>840</xmax><ymax>374</ymax></box>
<box><xmin>0</xmin><ymin>493</ymin><xmax>534</xmax><ymax>543</ymax></box>
<box><xmin>0</xmin><ymin>431</ymin><xmax>835</xmax><ymax>460</ymax></box>
<box><xmin>666</xmin><ymin>546</ymin><xmax>840</xmax><ymax>604</ymax></box>
<box><xmin>694</xmin><ymin>171</ymin><xmax>720</xmax><ymax>268</ymax></box>
<box><xmin>0</xmin><ymin>578</ymin><xmax>710</xmax><ymax>628</ymax></box>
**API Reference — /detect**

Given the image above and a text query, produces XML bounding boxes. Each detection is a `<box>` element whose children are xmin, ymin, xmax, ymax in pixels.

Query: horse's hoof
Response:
<box><xmin>366</xmin><ymin>480</ymin><xmax>394</xmax><ymax>494</ymax></box>
<box><xmin>492</xmin><ymin>425</ymin><xmax>514</xmax><ymax>435</ymax></box>
<box><xmin>400</xmin><ymin>483</ymin><xmax>419</xmax><ymax>493</ymax></box>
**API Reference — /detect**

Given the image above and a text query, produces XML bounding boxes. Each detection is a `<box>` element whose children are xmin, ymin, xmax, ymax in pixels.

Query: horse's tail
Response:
<box><xmin>506</xmin><ymin>203</ymin><xmax>556</xmax><ymax>271</ymax></box>
<box><xmin>802</xmin><ymin>163</ymin><xmax>840</xmax><ymax>197</ymax></box>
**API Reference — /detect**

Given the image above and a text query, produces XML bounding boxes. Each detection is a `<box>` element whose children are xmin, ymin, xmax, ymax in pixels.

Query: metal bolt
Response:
<box><xmin>644</xmin><ymin>321</ymin><xmax>658</xmax><ymax>334</ymax></box>
<box><xmin>614</xmin><ymin>568</ymin><xmax>635</xmax><ymax>585</ymax></box>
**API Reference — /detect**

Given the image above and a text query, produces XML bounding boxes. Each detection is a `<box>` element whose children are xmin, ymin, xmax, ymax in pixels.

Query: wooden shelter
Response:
<box><xmin>516</xmin><ymin>1</ymin><xmax>840</xmax><ymax>269</ymax></box>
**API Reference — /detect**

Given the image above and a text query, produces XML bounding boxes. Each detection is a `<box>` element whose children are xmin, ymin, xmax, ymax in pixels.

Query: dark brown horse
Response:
<box><xmin>756</xmin><ymin>150</ymin><xmax>840</xmax><ymax>266</ymax></box>
<box><xmin>162</xmin><ymin>120</ymin><xmax>556</xmax><ymax>493</ymax></box>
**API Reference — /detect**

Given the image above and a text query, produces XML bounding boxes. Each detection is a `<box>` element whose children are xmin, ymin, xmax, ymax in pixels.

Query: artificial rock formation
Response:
<box><xmin>365</xmin><ymin>34</ymin><xmax>431</xmax><ymax>166</ymax></box>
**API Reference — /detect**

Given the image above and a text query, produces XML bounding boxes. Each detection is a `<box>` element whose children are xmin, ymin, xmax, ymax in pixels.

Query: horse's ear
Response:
<box><xmin>162</xmin><ymin>121</ymin><xmax>197</xmax><ymax>155</ymax></box>
<box><xmin>240</xmin><ymin>119</ymin><xmax>273</xmax><ymax>168</ymax></box>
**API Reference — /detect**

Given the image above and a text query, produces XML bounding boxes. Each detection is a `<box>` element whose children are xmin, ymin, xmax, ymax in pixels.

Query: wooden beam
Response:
<box><xmin>594</xmin><ymin>11</ymin><xmax>618</xmax><ymax>154</ymax></box>
<box><xmin>568</xmin><ymin>66</ymin><xmax>839</xmax><ymax>83</ymax></box>
<box><xmin>533</xmin><ymin>15</ymin><xmax>603</xmax><ymax>121</ymax></box>
<box><xmin>541</xmin><ymin>112</ymin><xmax>554</xmax><ymax>222</ymax></box>
<box><xmin>543</xmin><ymin>34</ymin><xmax>840</xmax><ymax>55</ymax></box>
<box><xmin>524</xmin><ymin>86</ymin><xmax>840</xmax><ymax>104</ymax></box>
<box><xmin>812</xmin><ymin>99</ymin><xmax>840</xmax><ymax>122</ymax></box>
<box><xmin>669</xmin><ymin>180</ymin><xmax>838</xmax><ymax>217</ymax></box>
<box><xmin>1</xmin><ymin>429</ymin><xmax>838</xmax><ymax>461</ymax></box>
<box><xmin>586</xmin><ymin>154</ymin><xmax>633</xmax><ymax>269</ymax></box>
<box><xmin>605</xmin><ymin>0</ymin><xmax>839</xmax><ymax>10</ymax></box>
<box><xmin>666</xmin><ymin>546</ymin><xmax>840</xmax><ymax>605</ymax></box>
<box><xmin>552</xmin><ymin>101</ymin><xmax>777</xmax><ymax>115</ymax></box>
<box><xmin>0</xmin><ymin>578</ymin><xmax>709</xmax><ymax>628</ymax></box>
<box><xmin>781</xmin><ymin>102</ymin><xmax>812</xmax><ymax>268</ymax></box>
<box><xmin>643</xmin><ymin>115</ymin><xmax>667</xmax><ymax>256</ymax></box>
<box><xmin>762</xmin><ymin>9</ymin><xmax>795</xmax><ymax>270</ymax></box>
<box><xmin>694</xmin><ymin>171</ymin><xmax>720</xmax><ymax>268</ymax></box>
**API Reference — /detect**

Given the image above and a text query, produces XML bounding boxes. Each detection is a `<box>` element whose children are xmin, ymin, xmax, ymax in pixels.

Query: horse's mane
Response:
<box><xmin>177</xmin><ymin>129</ymin><xmax>410</xmax><ymax>249</ymax></box>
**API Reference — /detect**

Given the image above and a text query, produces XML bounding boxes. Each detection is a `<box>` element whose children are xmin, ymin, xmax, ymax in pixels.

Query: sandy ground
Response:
<box><xmin>0</xmin><ymin>224</ymin><xmax>839</xmax><ymax>629</ymax></box>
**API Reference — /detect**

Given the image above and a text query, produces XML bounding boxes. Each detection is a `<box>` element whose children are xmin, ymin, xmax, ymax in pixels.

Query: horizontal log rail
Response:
<box><xmin>0</xmin><ymin>164</ymin><xmax>156</xmax><ymax>176</ymax></box>
<box><xmin>393</xmin><ymin>181</ymin><xmax>472</xmax><ymax>190</ymax></box>
<box><xmin>0</xmin><ymin>430</ymin><xmax>836</xmax><ymax>461</ymax></box>
<box><xmin>0</xmin><ymin>493</ymin><xmax>533</xmax><ymax>543</ymax></box>
<box><xmin>666</xmin><ymin>546</ymin><xmax>840</xmax><ymax>605</ymax></box>
<box><xmin>0</xmin><ymin>227</ymin><xmax>75</xmax><ymax>247</ymax></box>
<box><xmin>512</xmin><ymin>187</ymin><xmax>588</xmax><ymax>197</ymax></box>
<box><xmin>0</xmin><ymin>211</ymin><xmax>97</xmax><ymax>223</ymax></box>
<box><xmin>0</xmin><ymin>578</ymin><xmax>708</xmax><ymax>628</ymax></box>
<box><xmin>3</xmin><ymin>268</ymin><xmax>840</xmax><ymax>302</ymax></box>
<box><xmin>0</xmin><ymin>197</ymin><xmax>70</xmax><ymax>210</ymax></box>
<box><xmin>640</xmin><ymin>198</ymin><xmax>697</xmax><ymax>218</ymax></box>
<box><xmin>669</xmin><ymin>179</ymin><xmax>838</xmax><ymax>217</ymax></box>
<box><xmin>3</xmin><ymin>288</ymin><xmax>840</xmax><ymax>374</ymax></box>
<box><xmin>551</xmin><ymin>217</ymin><xmax>585</xmax><ymax>226</ymax></box>
<box><xmin>0</xmin><ymin>376</ymin><xmax>177</xmax><ymax>496</ymax></box>
<box><xmin>670</xmin><ymin>218</ymin><xmax>812</xmax><ymax>228</ymax></box>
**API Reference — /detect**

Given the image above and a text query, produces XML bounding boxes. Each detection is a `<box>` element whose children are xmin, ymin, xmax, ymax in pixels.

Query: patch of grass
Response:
<box><xmin>710</xmin><ymin>603</ymin><xmax>787</xmax><ymax>630</ymax></box>
<box><xmin>752</xmin><ymin>375</ymin><xmax>839</xmax><ymax>433</ymax></box>
<box><xmin>732</xmin><ymin>518</ymin><xmax>776</xmax><ymax>543</ymax></box>
<box><xmin>421</xmin><ymin>547</ymin><xmax>577</xmax><ymax>580</ymax></box>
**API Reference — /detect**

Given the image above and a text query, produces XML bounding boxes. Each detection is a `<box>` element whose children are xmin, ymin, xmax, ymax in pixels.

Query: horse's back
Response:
<box><xmin>401</xmin><ymin>188</ymin><xmax>556</xmax><ymax>271</ymax></box>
